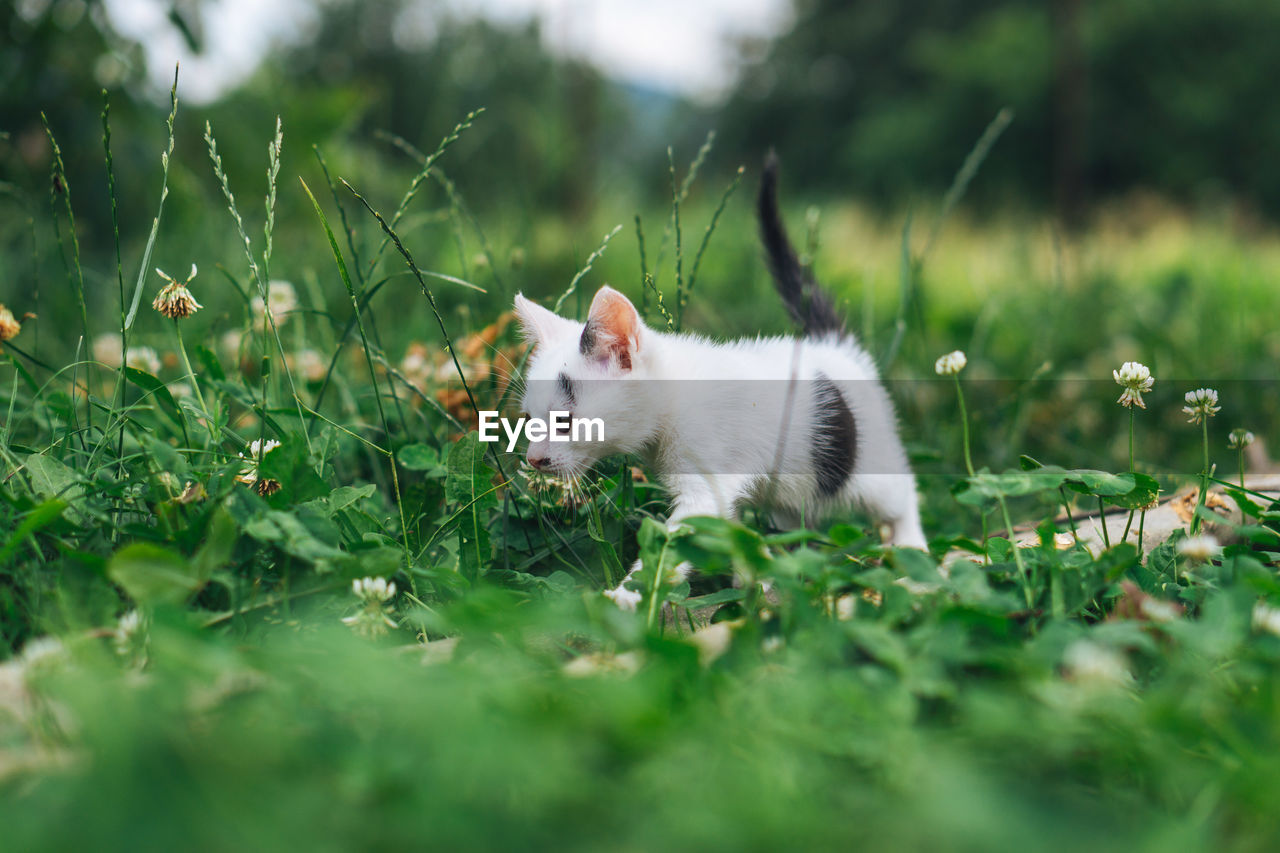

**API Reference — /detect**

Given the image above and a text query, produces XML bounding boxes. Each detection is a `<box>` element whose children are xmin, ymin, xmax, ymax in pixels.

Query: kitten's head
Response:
<box><xmin>513</xmin><ymin>286</ymin><xmax>659</xmax><ymax>475</ymax></box>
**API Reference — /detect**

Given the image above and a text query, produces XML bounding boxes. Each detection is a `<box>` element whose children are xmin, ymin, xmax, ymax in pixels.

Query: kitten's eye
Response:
<box><xmin>557</xmin><ymin>372</ymin><xmax>576</xmax><ymax>408</ymax></box>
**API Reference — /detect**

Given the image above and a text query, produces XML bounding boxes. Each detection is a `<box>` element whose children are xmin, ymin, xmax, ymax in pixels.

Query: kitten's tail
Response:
<box><xmin>758</xmin><ymin>152</ymin><xmax>844</xmax><ymax>337</ymax></box>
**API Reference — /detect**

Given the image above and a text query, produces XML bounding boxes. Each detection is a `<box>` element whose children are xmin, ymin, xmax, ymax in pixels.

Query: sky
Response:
<box><xmin>103</xmin><ymin>0</ymin><xmax>792</xmax><ymax>104</ymax></box>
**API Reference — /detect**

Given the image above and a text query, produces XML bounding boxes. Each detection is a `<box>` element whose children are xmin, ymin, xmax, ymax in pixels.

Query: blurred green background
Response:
<box><xmin>7</xmin><ymin>5</ymin><xmax>1280</xmax><ymax>849</ymax></box>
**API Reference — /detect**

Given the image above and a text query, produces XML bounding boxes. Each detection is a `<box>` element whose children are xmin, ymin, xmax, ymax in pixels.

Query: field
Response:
<box><xmin>5</xmin><ymin>89</ymin><xmax>1280</xmax><ymax>852</ymax></box>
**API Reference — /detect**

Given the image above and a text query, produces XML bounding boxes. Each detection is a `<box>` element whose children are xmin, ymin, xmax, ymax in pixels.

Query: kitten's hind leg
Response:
<box><xmin>858</xmin><ymin>473</ymin><xmax>928</xmax><ymax>550</ymax></box>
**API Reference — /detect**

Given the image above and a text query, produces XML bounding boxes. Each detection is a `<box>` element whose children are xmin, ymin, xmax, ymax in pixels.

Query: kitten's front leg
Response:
<box><xmin>605</xmin><ymin>477</ymin><xmax>742</xmax><ymax>611</ymax></box>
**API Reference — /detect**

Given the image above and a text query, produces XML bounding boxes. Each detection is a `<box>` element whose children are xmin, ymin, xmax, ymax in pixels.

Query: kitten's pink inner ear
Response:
<box><xmin>581</xmin><ymin>286</ymin><xmax>641</xmax><ymax>370</ymax></box>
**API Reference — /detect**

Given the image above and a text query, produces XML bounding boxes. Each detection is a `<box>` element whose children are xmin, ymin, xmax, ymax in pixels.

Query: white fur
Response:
<box><xmin>514</xmin><ymin>287</ymin><xmax>926</xmax><ymax>610</ymax></box>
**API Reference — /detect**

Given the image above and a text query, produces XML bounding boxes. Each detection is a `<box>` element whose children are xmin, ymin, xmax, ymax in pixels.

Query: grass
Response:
<box><xmin>4</xmin><ymin>90</ymin><xmax>1280</xmax><ymax>851</ymax></box>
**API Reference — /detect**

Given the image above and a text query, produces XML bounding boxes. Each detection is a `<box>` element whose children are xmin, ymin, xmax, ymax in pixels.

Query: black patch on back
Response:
<box><xmin>557</xmin><ymin>372</ymin><xmax>576</xmax><ymax>408</ymax></box>
<box><xmin>811</xmin><ymin>374</ymin><xmax>856</xmax><ymax>497</ymax></box>
<box><xmin>579</xmin><ymin>322</ymin><xmax>597</xmax><ymax>356</ymax></box>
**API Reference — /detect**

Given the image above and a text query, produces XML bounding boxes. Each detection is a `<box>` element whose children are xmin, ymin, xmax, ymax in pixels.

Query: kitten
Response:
<box><xmin>513</xmin><ymin>155</ymin><xmax>926</xmax><ymax>609</ymax></box>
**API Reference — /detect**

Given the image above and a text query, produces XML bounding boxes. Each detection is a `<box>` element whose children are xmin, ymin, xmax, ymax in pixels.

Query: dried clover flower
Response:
<box><xmin>152</xmin><ymin>264</ymin><xmax>203</xmax><ymax>320</ymax></box>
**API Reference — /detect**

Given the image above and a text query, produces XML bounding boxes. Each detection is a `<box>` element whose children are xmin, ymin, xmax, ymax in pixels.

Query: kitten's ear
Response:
<box><xmin>580</xmin><ymin>285</ymin><xmax>642</xmax><ymax>371</ymax></box>
<box><xmin>514</xmin><ymin>293</ymin><xmax>577</xmax><ymax>346</ymax></box>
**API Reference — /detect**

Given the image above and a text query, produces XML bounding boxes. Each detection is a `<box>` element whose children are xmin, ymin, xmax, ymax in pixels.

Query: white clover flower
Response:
<box><xmin>250</xmin><ymin>280</ymin><xmax>298</xmax><ymax>326</ymax></box>
<box><xmin>1228</xmin><ymin>429</ymin><xmax>1255</xmax><ymax>450</ymax></box>
<box><xmin>1138</xmin><ymin>597</ymin><xmax>1181</xmax><ymax>624</ymax></box>
<box><xmin>113</xmin><ymin>610</ymin><xmax>147</xmax><ymax>659</ymax></box>
<box><xmin>220</xmin><ymin>329</ymin><xmax>244</xmax><ymax>358</ymax></box>
<box><xmin>934</xmin><ymin>350</ymin><xmax>967</xmax><ymax>376</ymax></box>
<box><xmin>352</xmin><ymin>576</ymin><xmax>397</xmax><ymax>602</ymax></box>
<box><xmin>1182</xmin><ymin>388</ymin><xmax>1221</xmax><ymax>423</ymax></box>
<box><xmin>19</xmin><ymin>636</ymin><xmax>67</xmax><ymax>671</ymax></box>
<box><xmin>1177</xmin><ymin>534</ymin><xmax>1222</xmax><ymax>562</ymax></box>
<box><xmin>1113</xmin><ymin>361</ymin><xmax>1154</xmax><ymax>409</ymax></box>
<box><xmin>293</xmin><ymin>348</ymin><xmax>327</xmax><ymax>383</ymax></box>
<box><xmin>125</xmin><ymin>345</ymin><xmax>161</xmax><ymax>375</ymax></box>
<box><xmin>93</xmin><ymin>333</ymin><xmax>124</xmax><ymax>367</ymax></box>
<box><xmin>1253</xmin><ymin>603</ymin><xmax>1280</xmax><ymax>637</ymax></box>
<box><xmin>400</xmin><ymin>342</ymin><xmax>432</xmax><ymax>391</ymax></box>
<box><xmin>235</xmin><ymin>438</ymin><xmax>281</xmax><ymax>486</ymax></box>
<box><xmin>343</xmin><ymin>576</ymin><xmax>398</xmax><ymax>637</ymax></box>
<box><xmin>1063</xmin><ymin>639</ymin><xmax>1131</xmax><ymax>686</ymax></box>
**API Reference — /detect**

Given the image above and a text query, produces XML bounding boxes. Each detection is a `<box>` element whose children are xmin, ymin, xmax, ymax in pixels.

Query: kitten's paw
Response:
<box><xmin>604</xmin><ymin>583</ymin><xmax>642</xmax><ymax>612</ymax></box>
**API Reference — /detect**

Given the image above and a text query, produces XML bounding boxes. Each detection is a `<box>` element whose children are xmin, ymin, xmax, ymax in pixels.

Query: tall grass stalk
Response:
<box><xmin>667</xmin><ymin>148</ymin><xmax>686</xmax><ymax>329</ymax></box>
<box><xmin>92</xmin><ymin>67</ymin><xmax>179</xmax><ymax>473</ymax></box>
<box><xmin>1122</xmin><ymin>406</ymin><xmax>1137</xmax><ymax>542</ymax></box>
<box><xmin>343</xmin><ymin>180</ymin><xmax>489</xmax><ymax>436</ymax></box>
<box><xmin>920</xmin><ymin>106</ymin><xmax>1014</xmax><ymax>262</ymax></box>
<box><xmin>377</xmin><ymin>130</ymin><xmax>507</xmax><ymax>297</ymax></box>
<box><xmin>311</xmin><ymin>148</ymin><xmax>407</xmax><ymax>436</ymax></box>
<box><xmin>205</xmin><ymin>116</ymin><xmax>312</xmax><ymax>455</ymax></box>
<box><xmin>301</xmin><ymin>177</ymin><xmax>411</xmax><ymax>570</ymax></box>
<box><xmin>363</xmin><ymin>110</ymin><xmax>483</xmax><ymax>281</ymax></box>
<box><xmin>635</xmin><ymin>214</ymin><xmax>650</xmax><ymax>320</ymax></box>
<box><xmin>1191</xmin><ymin>418</ymin><xmax>1211</xmax><ymax>535</ymax></box>
<box><xmin>40</xmin><ymin>116</ymin><xmax>90</xmax><ymax>444</ymax></box>
<box><xmin>684</xmin><ymin>165</ymin><xmax>744</xmax><ymax>305</ymax></box>
<box><xmin>553</xmin><ymin>224</ymin><xmax>622</xmax><ymax>314</ymax></box>
<box><xmin>101</xmin><ymin>89</ymin><xmax>126</xmax><ymax>483</ymax></box>
<box><xmin>881</xmin><ymin>213</ymin><xmax>913</xmax><ymax>371</ymax></box>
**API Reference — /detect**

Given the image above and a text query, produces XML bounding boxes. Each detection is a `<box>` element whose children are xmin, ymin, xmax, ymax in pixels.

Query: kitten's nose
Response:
<box><xmin>527</xmin><ymin>451</ymin><xmax>549</xmax><ymax>470</ymax></box>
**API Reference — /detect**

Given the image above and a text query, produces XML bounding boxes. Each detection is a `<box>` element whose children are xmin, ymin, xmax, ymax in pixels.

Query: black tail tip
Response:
<box><xmin>762</xmin><ymin>149</ymin><xmax>779</xmax><ymax>184</ymax></box>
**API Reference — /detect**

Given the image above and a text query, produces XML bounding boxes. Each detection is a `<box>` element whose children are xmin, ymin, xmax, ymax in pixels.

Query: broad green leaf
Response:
<box><xmin>445</xmin><ymin>432</ymin><xmax>495</xmax><ymax>580</ymax></box>
<box><xmin>244</xmin><ymin>508</ymin><xmax>345</xmax><ymax>564</ymax></box>
<box><xmin>891</xmin><ymin>547</ymin><xmax>943</xmax><ymax>583</ymax></box>
<box><xmin>191</xmin><ymin>506</ymin><xmax>238</xmax><ymax>584</ymax></box>
<box><xmin>258</xmin><ymin>434</ymin><xmax>330</xmax><ymax>503</ymax></box>
<box><xmin>0</xmin><ymin>499</ymin><xmax>67</xmax><ymax>566</ymax></box>
<box><xmin>194</xmin><ymin>344</ymin><xmax>226</xmax><ymax>381</ymax></box>
<box><xmin>329</xmin><ymin>484</ymin><xmax>377</xmax><ymax>514</ymax></box>
<box><xmin>108</xmin><ymin>543</ymin><xmax>203</xmax><ymax>606</ymax></box>
<box><xmin>399</xmin><ymin>443</ymin><xmax>445</xmax><ymax>473</ymax></box>
<box><xmin>124</xmin><ymin>366</ymin><xmax>183</xmax><ymax>424</ymax></box>
<box><xmin>678</xmin><ymin>587</ymin><xmax>745</xmax><ymax>610</ymax></box>
<box><xmin>24</xmin><ymin>454</ymin><xmax>81</xmax><ymax>502</ymax></box>
<box><xmin>24</xmin><ymin>454</ymin><xmax>86</xmax><ymax>523</ymax></box>
<box><xmin>953</xmin><ymin>468</ymin><xmax>1070</xmax><ymax>505</ymax></box>
<box><xmin>1064</xmin><ymin>469</ymin><xmax>1136</xmax><ymax>497</ymax></box>
<box><xmin>1104</xmin><ymin>472</ymin><xmax>1160</xmax><ymax>509</ymax></box>
<box><xmin>586</xmin><ymin>506</ymin><xmax>626</xmax><ymax>587</ymax></box>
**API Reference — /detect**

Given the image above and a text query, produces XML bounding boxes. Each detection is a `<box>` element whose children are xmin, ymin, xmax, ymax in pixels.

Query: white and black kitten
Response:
<box><xmin>513</xmin><ymin>156</ymin><xmax>926</xmax><ymax>608</ymax></box>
